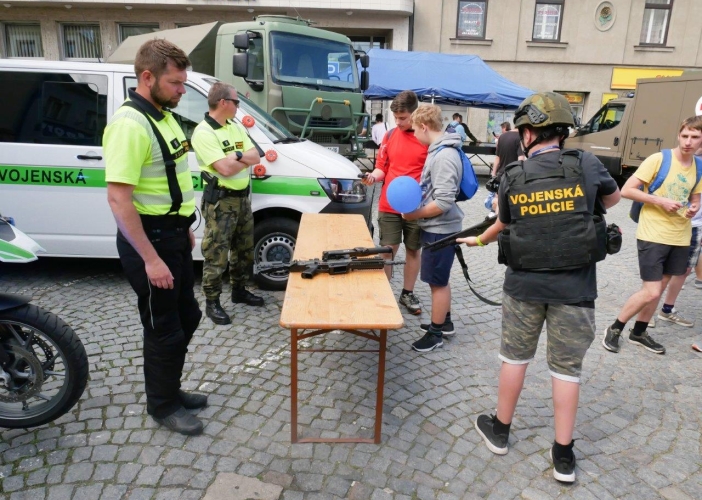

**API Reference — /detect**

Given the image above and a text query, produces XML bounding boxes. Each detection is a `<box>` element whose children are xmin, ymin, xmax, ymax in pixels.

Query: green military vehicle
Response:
<box><xmin>108</xmin><ymin>17</ymin><xmax>370</xmax><ymax>160</ymax></box>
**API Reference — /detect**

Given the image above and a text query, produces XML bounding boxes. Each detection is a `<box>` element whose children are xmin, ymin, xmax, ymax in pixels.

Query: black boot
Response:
<box><xmin>205</xmin><ymin>299</ymin><xmax>231</xmax><ymax>325</ymax></box>
<box><xmin>231</xmin><ymin>288</ymin><xmax>264</xmax><ymax>306</ymax></box>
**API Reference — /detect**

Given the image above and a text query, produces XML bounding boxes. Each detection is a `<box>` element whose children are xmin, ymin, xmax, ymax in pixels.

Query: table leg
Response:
<box><xmin>291</xmin><ymin>328</ymin><xmax>298</xmax><ymax>443</ymax></box>
<box><xmin>374</xmin><ymin>329</ymin><xmax>387</xmax><ymax>444</ymax></box>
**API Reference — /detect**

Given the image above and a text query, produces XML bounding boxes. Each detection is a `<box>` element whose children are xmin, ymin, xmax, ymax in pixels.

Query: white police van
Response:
<box><xmin>0</xmin><ymin>60</ymin><xmax>372</xmax><ymax>289</ymax></box>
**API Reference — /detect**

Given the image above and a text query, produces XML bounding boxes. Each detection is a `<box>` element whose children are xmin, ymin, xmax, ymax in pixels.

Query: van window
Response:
<box><xmin>0</xmin><ymin>71</ymin><xmax>107</xmax><ymax>146</ymax></box>
<box><xmin>586</xmin><ymin>103</ymin><xmax>625</xmax><ymax>133</ymax></box>
<box><xmin>124</xmin><ymin>77</ymin><xmax>207</xmax><ymax>141</ymax></box>
<box><xmin>238</xmin><ymin>94</ymin><xmax>298</xmax><ymax>143</ymax></box>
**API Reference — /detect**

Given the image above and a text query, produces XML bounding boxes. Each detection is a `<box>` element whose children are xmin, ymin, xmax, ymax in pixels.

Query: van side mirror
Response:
<box><xmin>360</xmin><ymin>70</ymin><xmax>369</xmax><ymax>91</ymax></box>
<box><xmin>360</xmin><ymin>54</ymin><xmax>369</xmax><ymax>69</ymax></box>
<box><xmin>233</xmin><ymin>53</ymin><xmax>249</xmax><ymax>77</ymax></box>
<box><xmin>234</xmin><ymin>33</ymin><xmax>250</xmax><ymax>50</ymax></box>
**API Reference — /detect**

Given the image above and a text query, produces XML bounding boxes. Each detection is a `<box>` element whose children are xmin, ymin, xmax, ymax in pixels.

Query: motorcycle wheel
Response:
<box><xmin>0</xmin><ymin>303</ymin><xmax>89</xmax><ymax>428</ymax></box>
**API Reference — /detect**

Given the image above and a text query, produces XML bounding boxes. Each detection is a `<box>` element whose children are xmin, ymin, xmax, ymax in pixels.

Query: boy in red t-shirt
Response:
<box><xmin>362</xmin><ymin>91</ymin><xmax>428</xmax><ymax>314</ymax></box>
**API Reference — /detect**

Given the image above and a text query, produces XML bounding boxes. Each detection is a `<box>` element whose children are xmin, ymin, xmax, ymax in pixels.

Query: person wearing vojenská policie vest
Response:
<box><xmin>401</xmin><ymin>104</ymin><xmax>464</xmax><ymax>353</ymax></box>
<box><xmin>105</xmin><ymin>40</ymin><xmax>207</xmax><ymax>436</ymax></box>
<box><xmin>191</xmin><ymin>82</ymin><xmax>263</xmax><ymax>326</ymax></box>
<box><xmin>603</xmin><ymin>116</ymin><xmax>702</xmax><ymax>355</ymax></box>
<box><xmin>458</xmin><ymin>92</ymin><xmax>621</xmax><ymax>483</ymax></box>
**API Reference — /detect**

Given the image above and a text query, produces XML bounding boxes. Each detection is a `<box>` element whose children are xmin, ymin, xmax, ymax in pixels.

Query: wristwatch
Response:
<box><xmin>235</xmin><ymin>151</ymin><xmax>243</xmax><ymax>160</ymax></box>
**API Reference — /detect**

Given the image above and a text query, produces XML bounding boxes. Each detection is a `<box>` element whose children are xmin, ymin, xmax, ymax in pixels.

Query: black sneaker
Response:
<box><xmin>411</xmin><ymin>332</ymin><xmax>443</xmax><ymax>352</ymax></box>
<box><xmin>399</xmin><ymin>292</ymin><xmax>422</xmax><ymax>315</ymax></box>
<box><xmin>474</xmin><ymin>414</ymin><xmax>509</xmax><ymax>455</ymax></box>
<box><xmin>420</xmin><ymin>320</ymin><xmax>455</xmax><ymax>337</ymax></box>
<box><xmin>602</xmin><ymin>326</ymin><xmax>622</xmax><ymax>353</ymax></box>
<box><xmin>550</xmin><ymin>446</ymin><xmax>576</xmax><ymax>483</ymax></box>
<box><xmin>628</xmin><ymin>329</ymin><xmax>666</xmax><ymax>354</ymax></box>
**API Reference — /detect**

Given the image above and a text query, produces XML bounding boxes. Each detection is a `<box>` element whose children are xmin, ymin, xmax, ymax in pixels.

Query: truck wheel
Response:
<box><xmin>253</xmin><ymin>217</ymin><xmax>299</xmax><ymax>291</ymax></box>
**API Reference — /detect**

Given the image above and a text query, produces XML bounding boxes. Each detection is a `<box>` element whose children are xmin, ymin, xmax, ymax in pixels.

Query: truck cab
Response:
<box><xmin>225</xmin><ymin>16</ymin><xmax>370</xmax><ymax>159</ymax></box>
<box><xmin>565</xmin><ymin>98</ymin><xmax>632</xmax><ymax>181</ymax></box>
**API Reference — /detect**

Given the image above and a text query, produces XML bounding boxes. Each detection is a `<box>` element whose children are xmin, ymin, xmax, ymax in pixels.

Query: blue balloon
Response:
<box><xmin>386</xmin><ymin>175</ymin><xmax>422</xmax><ymax>213</ymax></box>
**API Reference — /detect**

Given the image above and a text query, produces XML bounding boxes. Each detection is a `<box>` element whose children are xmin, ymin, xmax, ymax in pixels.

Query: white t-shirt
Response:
<box><xmin>371</xmin><ymin>122</ymin><xmax>387</xmax><ymax>146</ymax></box>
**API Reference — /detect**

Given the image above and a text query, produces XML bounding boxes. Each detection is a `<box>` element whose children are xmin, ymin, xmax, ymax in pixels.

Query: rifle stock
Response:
<box><xmin>423</xmin><ymin>214</ymin><xmax>498</xmax><ymax>252</ymax></box>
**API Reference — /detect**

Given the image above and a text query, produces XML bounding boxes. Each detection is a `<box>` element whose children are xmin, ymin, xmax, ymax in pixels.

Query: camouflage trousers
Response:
<box><xmin>500</xmin><ymin>293</ymin><xmax>596</xmax><ymax>383</ymax></box>
<box><xmin>201</xmin><ymin>196</ymin><xmax>254</xmax><ymax>300</ymax></box>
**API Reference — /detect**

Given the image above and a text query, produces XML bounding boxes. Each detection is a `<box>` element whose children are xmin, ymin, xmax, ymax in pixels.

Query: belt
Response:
<box><xmin>140</xmin><ymin>213</ymin><xmax>196</xmax><ymax>230</ymax></box>
<box><xmin>218</xmin><ymin>185</ymin><xmax>250</xmax><ymax>198</ymax></box>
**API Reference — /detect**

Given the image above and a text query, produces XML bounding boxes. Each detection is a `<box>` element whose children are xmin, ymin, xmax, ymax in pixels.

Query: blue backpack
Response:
<box><xmin>436</xmin><ymin>145</ymin><xmax>479</xmax><ymax>201</ymax></box>
<box><xmin>629</xmin><ymin>149</ymin><xmax>702</xmax><ymax>222</ymax></box>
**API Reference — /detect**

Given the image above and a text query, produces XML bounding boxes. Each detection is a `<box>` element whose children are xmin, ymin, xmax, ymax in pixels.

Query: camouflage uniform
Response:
<box><xmin>500</xmin><ymin>294</ymin><xmax>595</xmax><ymax>383</ymax></box>
<box><xmin>201</xmin><ymin>196</ymin><xmax>254</xmax><ymax>300</ymax></box>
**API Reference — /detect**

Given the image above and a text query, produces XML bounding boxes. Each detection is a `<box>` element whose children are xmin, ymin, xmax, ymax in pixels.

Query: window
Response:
<box><xmin>0</xmin><ymin>71</ymin><xmax>107</xmax><ymax>146</ymax></box>
<box><xmin>584</xmin><ymin>102</ymin><xmax>625</xmax><ymax>134</ymax></box>
<box><xmin>532</xmin><ymin>1</ymin><xmax>564</xmax><ymax>41</ymax></box>
<box><xmin>349</xmin><ymin>36</ymin><xmax>386</xmax><ymax>52</ymax></box>
<box><xmin>118</xmin><ymin>24</ymin><xmax>159</xmax><ymax>43</ymax></box>
<box><xmin>640</xmin><ymin>0</ymin><xmax>673</xmax><ymax>45</ymax></box>
<box><xmin>61</xmin><ymin>24</ymin><xmax>102</xmax><ymax>60</ymax></box>
<box><xmin>457</xmin><ymin>1</ymin><xmax>488</xmax><ymax>39</ymax></box>
<box><xmin>270</xmin><ymin>32</ymin><xmax>359</xmax><ymax>90</ymax></box>
<box><xmin>3</xmin><ymin>24</ymin><xmax>44</xmax><ymax>58</ymax></box>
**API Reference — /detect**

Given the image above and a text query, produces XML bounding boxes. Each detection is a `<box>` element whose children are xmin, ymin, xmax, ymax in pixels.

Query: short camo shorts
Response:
<box><xmin>500</xmin><ymin>293</ymin><xmax>596</xmax><ymax>383</ymax></box>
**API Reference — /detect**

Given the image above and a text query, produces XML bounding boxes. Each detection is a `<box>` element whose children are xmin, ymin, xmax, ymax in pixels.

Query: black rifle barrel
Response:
<box><xmin>321</xmin><ymin>246</ymin><xmax>393</xmax><ymax>261</ymax></box>
<box><xmin>423</xmin><ymin>214</ymin><xmax>498</xmax><ymax>252</ymax></box>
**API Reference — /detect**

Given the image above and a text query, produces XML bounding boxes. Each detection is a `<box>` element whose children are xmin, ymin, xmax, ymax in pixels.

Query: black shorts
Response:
<box><xmin>420</xmin><ymin>230</ymin><xmax>455</xmax><ymax>287</ymax></box>
<box><xmin>637</xmin><ymin>239</ymin><xmax>689</xmax><ymax>282</ymax></box>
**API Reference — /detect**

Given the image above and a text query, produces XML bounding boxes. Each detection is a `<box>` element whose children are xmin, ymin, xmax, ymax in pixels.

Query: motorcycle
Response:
<box><xmin>0</xmin><ymin>216</ymin><xmax>88</xmax><ymax>428</ymax></box>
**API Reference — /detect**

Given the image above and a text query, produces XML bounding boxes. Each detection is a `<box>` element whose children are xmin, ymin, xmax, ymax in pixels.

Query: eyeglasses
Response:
<box><xmin>223</xmin><ymin>98</ymin><xmax>240</xmax><ymax>106</ymax></box>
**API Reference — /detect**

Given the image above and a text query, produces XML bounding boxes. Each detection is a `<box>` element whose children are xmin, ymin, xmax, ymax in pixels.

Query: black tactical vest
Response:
<box><xmin>498</xmin><ymin>149</ymin><xmax>605</xmax><ymax>271</ymax></box>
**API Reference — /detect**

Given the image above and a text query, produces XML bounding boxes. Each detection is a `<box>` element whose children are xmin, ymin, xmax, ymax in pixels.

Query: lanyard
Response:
<box><xmin>529</xmin><ymin>145</ymin><xmax>560</xmax><ymax>157</ymax></box>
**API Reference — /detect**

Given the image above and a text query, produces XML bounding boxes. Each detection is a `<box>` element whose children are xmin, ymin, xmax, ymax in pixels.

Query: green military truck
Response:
<box><xmin>108</xmin><ymin>17</ymin><xmax>370</xmax><ymax>160</ymax></box>
<box><xmin>565</xmin><ymin>72</ymin><xmax>702</xmax><ymax>185</ymax></box>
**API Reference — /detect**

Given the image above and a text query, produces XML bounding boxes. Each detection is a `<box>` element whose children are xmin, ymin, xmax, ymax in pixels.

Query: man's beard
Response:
<box><xmin>150</xmin><ymin>81</ymin><xmax>180</xmax><ymax>109</ymax></box>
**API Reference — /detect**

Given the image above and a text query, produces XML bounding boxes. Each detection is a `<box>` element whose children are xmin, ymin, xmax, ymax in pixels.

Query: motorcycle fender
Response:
<box><xmin>0</xmin><ymin>293</ymin><xmax>31</xmax><ymax>312</ymax></box>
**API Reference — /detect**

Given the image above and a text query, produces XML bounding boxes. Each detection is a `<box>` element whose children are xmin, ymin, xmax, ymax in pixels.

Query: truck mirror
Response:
<box><xmin>234</xmin><ymin>33</ymin><xmax>250</xmax><ymax>50</ymax></box>
<box><xmin>360</xmin><ymin>54</ymin><xmax>369</xmax><ymax>69</ymax></box>
<box><xmin>233</xmin><ymin>53</ymin><xmax>249</xmax><ymax>77</ymax></box>
<box><xmin>360</xmin><ymin>70</ymin><xmax>369</xmax><ymax>91</ymax></box>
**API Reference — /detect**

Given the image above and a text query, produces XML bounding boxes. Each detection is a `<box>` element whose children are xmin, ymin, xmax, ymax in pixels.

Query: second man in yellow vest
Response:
<box><xmin>192</xmin><ymin>82</ymin><xmax>263</xmax><ymax>325</ymax></box>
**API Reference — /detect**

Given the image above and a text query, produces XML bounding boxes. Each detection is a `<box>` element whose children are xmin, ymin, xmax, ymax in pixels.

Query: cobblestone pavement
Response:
<box><xmin>1</xmin><ymin>186</ymin><xmax>701</xmax><ymax>500</ymax></box>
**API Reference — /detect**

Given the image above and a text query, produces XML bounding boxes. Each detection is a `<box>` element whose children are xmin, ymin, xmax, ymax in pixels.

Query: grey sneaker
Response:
<box><xmin>411</xmin><ymin>332</ymin><xmax>443</xmax><ymax>352</ymax></box>
<box><xmin>695</xmin><ymin>279</ymin><xmax>702</xmax><ymax>289</ymax></box>
<box><xmin>657</xmin><ymin>310</ymin><xmax>693</xmax><ymax>327</ymax></box>
<box><xmin>602</xmin><ymin>326</ymin><xmax>622</xmax><ymax>353</ymax></box>
<box><xmin>628</xmin><ymin>330</ymin><xmax>666</xmax><ymax>354</ymax></box>
<box><xmin>475</xmin><ymin>414</ymin><xmax>509</xmax><ymax>455</ymax></box>
<box><xmin>648</xmin><ymin>317</ymin><xmax>655</xmax><ymax>328</ymax></box>
<box><xmin>399</xmin><ymin>292</ymin><xmax>422</xmax><ymax>315</ymax></box>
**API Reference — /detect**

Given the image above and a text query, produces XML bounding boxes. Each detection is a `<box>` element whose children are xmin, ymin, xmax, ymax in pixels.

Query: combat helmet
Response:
<box><xmin>514</xmin><ymin>92</ymin><xmax>575</xmax><ymax>128</ymax></box>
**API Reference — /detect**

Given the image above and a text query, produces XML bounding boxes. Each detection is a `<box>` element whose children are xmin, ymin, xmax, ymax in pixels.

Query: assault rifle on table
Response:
<box><xmin>255</xmin><ymin>246</ymin><xmax>405</xmax><ymax>279</ymax></box>
<box><xmin>423</xmin><ymin>214</ymin><xmax>498</xmax><ymax>252</ymax></box>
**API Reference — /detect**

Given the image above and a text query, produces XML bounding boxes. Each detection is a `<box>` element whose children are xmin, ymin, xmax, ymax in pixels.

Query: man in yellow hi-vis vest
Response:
<box><xmin>191</xmin><ymin>82</ymin><xmax>262</xmax><ymax>325</ymax></box>
<box><xmin>105</xmin><ymin>39</ymin><xmax>205</xmax><ymax>436</ymax></box>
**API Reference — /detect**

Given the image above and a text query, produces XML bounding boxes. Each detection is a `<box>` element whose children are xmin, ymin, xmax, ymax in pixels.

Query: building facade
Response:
<box><xmin>414</xmin><ymin>0</ymin><xmax>702</xmax><ymax>140</ymax></box>
<box><xmin>0</xmin><ymin>1</ymin><xmax>413</xmax><ymax>61</ymax></box>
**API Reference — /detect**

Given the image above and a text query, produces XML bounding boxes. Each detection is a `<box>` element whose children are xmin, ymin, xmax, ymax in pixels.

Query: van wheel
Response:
<box><xmin>253</xmin><ymin>217</ymin><xmax>299</xmax><ymax>291</ymax></box>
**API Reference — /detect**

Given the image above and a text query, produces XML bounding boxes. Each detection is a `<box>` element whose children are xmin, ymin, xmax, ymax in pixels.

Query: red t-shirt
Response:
<box><xmin>375</xmin><ymin>127</ymin><xmax>428</xmax><ymax>214</ymax></box>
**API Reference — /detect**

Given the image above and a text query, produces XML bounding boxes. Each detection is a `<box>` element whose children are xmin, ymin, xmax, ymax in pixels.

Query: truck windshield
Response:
<box><xmin>270</xmin><ymin>32</ymin><xmax>359</xmax><ymax>91</ymax></box>
<box><xmin>587</xmin><ymin>103</ymin><xmax>626</xmax><ymax>133</ymax></box>
<box><xmin>238</xmin><ymin>94</ymin><xmax>299</xmax><ymax>143</ymax></box>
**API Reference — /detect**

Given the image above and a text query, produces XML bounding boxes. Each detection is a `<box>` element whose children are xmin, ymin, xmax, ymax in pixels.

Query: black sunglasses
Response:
<box><xmin>223</xmin><ymin>98</ymin><xmax>240</xmax><ymax>106</ymax></box>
